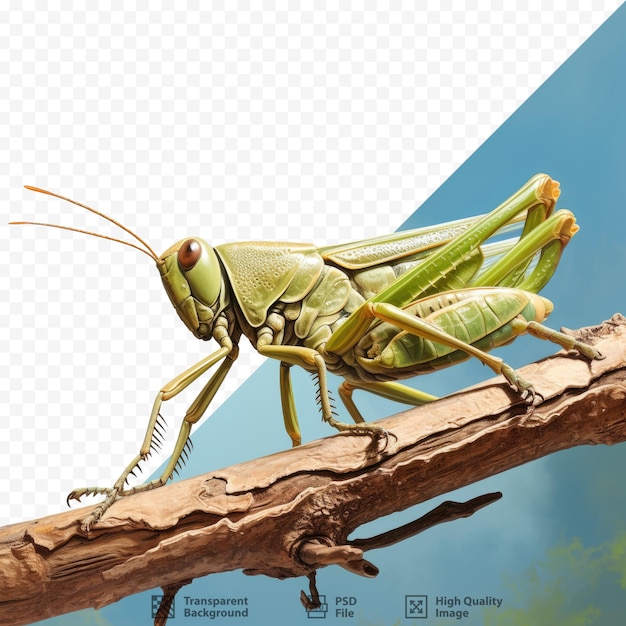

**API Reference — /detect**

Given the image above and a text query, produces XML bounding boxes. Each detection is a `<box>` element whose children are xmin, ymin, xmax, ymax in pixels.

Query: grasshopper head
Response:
<box><xmin>14</xmin><ymin>187</ymin><xmax>225</xmax><ymax>342</ymax></box>
<box><xmin>158</xmin><ymin>238</ymin><xmax>224</xmax><ymax>340</ymax></box>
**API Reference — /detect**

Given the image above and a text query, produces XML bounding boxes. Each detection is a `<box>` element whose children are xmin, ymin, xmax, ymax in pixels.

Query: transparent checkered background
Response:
<box><xmin>1</xmin><ymin>1</ymin><xmax>621</xmax><ymax>524</ymax></box>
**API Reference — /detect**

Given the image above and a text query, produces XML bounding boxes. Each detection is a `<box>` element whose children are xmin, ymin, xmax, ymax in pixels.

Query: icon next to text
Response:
<box><xmin>405</xmin><ymin>595</ymin><xmax>428</xmax><ymax>619</ymax></box>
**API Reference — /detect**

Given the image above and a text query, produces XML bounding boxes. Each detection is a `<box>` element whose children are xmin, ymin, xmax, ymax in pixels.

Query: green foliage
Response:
<box><xmin>483</xmin><ymin>533</ymin><xmax>626</xmax><ymax>625</ymax></box>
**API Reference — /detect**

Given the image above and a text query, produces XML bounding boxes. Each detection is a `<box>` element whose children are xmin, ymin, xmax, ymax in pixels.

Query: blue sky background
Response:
<box><xmin>35</xmin><ymin>5</ymin><xmax>626</xmax><ymax>626</ymax></box>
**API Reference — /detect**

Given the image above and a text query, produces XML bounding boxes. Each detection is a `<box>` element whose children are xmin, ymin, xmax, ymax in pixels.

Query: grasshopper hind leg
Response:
<box><xmin>521</xmin><ymin>320</ymin><xmax>604</xmax><ymax>360</ymax></box>
<box><xmin>337</xmin><ymin>315</ymin><xmax>603</xmax><ymax>421</ymax></box>
<box><xmin>496</xmin><ymin>317</ymin><xmax>604</xmax><ymax>402</ymax></box>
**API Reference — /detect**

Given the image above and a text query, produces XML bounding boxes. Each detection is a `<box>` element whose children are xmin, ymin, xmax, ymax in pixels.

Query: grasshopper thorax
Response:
<box><xmin>159</xmin><ymin>237</ymin><xmax>225</xmax><ymax>340</ymax></box>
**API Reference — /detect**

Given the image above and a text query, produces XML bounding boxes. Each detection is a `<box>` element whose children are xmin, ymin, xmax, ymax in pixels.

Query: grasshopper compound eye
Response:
<box><xmin>178</xmin><ymin>239</ymin><xmax>202</xmax><ymax>270</ymax></box>
<box><xmin>173</xmin><ymin>237</ymin><xmax>222</xmax><ymax>307</ymax></box>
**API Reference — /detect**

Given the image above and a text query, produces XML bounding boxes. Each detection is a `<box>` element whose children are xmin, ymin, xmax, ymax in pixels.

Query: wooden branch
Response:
<box><xmin>3</xmin><ymin>314</ymin><xmax>626</xmax><ymax>625</ymax></box>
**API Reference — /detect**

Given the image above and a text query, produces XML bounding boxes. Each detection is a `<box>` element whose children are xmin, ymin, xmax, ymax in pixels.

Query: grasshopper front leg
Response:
<box><xmin>69</xmin><ymin>343</ymin><xmax>236</xmax><ymax>531</ymax></box>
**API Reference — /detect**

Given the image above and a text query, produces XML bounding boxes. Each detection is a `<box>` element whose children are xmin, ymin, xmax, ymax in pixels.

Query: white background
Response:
<box><xmin>1</xmin><ymin>1</ymin><xmax>622</xmax><ymax>524</ymax></box>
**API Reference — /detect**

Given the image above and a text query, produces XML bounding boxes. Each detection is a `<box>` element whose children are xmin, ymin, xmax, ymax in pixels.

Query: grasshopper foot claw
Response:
<box><xmin>518</xmin><ymin>383</ymin><xmax>536</xmax><ymax>403</ymax></box>
<box><xmin>522</xmin><ymin>387</ymin><xmax>544</xmax><ymax>406</ymax></box>
<box><xmin>573</xmin><ymin>342</ymin><xmax>604</xmax><ymax>361</ymax></box>
<box><xmin>350</xmin><ymin>424</ymin><xmax>389</xmax><ymax>452</ymax></box>
<box><xmin>67</xmin><ymin>486</ymin><xmax>121</xmax><ymax>532</ymax></box>
<box><xmin>81</xmin><ymin>504</ymin><xmax>108</xmax><ymax>533</ymax></box>
<box><xmin>66</xmin><ymin>486</ymin><xmax>109</xmax><ymax>506</ymax></box>
<box><xmin>328</xmin><ymin>418</ymin><xmax>389</xmax><ymax>451</ymax></box>
<box><xmin>588</xmin><ymin>347</ymin><xmax>605</xmax><ymax>361</ymax></box>
<box><xmin>501</xmin><ymin>364</ymin><xmax>539</xmax><ymax>403</ymax></box>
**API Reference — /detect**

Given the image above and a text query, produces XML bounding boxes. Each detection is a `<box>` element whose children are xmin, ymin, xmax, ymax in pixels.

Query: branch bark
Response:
<box><xmin>2</xmin><ymin>314</ymin><xmax>626</xmax><ymax>625</ymax></box>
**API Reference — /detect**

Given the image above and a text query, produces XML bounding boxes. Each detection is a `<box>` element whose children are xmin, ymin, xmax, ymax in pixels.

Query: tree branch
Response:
<box><xmin>2</xmin><ymin>314</ymin><xmax>626</xmax><ymax>626</ymax></box>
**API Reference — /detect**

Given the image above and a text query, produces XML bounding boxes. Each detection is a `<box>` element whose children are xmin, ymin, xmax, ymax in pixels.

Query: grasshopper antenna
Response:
<box><xmin>10</xmin><ymin>186</ymin><xmax>162</xmax><ymax>263</ymax></box>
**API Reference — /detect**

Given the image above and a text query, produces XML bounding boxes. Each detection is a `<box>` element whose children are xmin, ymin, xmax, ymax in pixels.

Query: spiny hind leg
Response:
<box><xmin>339</xmin><ymin>380</ymin><xmax>438</xmax><ymax>424</ymax></box>
<box><xmin>367</xmin><ymin>301</ymin><xmax>543</xmax><ymax>399</ymax></box>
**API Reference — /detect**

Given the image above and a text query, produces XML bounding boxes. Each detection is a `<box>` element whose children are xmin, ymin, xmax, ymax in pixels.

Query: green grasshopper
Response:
<box><xmin>13</xmin><ymin>173</ymin><xmax>601</xmax><ymax>530</ymax></box>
